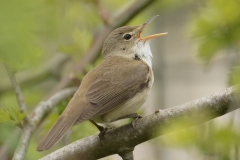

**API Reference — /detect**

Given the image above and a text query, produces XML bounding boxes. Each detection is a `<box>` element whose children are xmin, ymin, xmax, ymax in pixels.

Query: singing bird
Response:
<box><xmin>37</xmin><ymin>15</ymin><xmax>167</xmax><ymax>151</ymax></box>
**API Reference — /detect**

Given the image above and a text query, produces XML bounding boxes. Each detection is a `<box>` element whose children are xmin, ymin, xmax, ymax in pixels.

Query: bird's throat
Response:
<box><xmin>132</xmin><ymin>40</ymin><xmax>153</xmax><ymax>68</ymax></box>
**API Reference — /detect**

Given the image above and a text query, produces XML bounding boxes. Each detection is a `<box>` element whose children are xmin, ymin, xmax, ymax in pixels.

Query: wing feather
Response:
<box><xmin>78</xmin><ymin>57</ymin><xmax>150</xmax><ymax>122</ymax></box>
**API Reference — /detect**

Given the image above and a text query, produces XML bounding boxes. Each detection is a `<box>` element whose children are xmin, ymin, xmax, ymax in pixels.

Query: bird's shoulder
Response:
<box><xmin>76</xmin><ymin>55</ymin><xmax>150</xmax><ymax>95</ymax></box>
<box><xmin>98</xmin><ymin>55</ymin><xmax>150</xmax><ymax>79</ymax></box>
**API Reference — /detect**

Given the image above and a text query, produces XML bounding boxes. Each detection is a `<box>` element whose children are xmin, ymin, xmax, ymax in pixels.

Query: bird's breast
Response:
<box><xmin>98</xmin><ymin>70</ymin><xmax>153</xmax><ymax>123</ymax></box>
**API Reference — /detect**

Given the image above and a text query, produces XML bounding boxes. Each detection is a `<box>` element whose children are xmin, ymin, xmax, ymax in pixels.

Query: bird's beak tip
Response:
<box><xmin>138</xmin><ymin>15</ymin><xmax>168</xmax><ymax>40</ymax></box>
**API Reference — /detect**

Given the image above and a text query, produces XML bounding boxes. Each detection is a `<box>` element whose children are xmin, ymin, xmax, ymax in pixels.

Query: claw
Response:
<box><xmin>131</xmin><ymin>114</ymin><xmax>142</xmax><ymax>129</ymax></box>
<box><xmin>89</xmin><ymin>120</ymin><xmax>112</xmax><ymax>146</ymax></box>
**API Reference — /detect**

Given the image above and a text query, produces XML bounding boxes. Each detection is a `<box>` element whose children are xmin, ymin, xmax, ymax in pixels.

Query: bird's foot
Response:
<box><xmin>98</xmin><ymin>125</ymin><xmax>113</xmax><ymax>146</ymax></box>
<box><xmin>131</xmin><ymin>113</ymin><xmax>142</xmax><ymax>129</ymax></box>
<box><xmin>115</xmin><ymin>113</ymin><xmax>142</xmax><ymax>129</ymax></box>
<box><xmin>132</xmin><ymin>113</ymin><xmax>142</xmax><ymax>120</ymax></box>
<box><xmin>116</xmin><ymin>113</ymin><xmax>142</xmax><ymax>121</ymax></box>
<box><xmin>89</xmin><ymin>120</ymin><xmax>112</xmax><ymax>146</ymax></box>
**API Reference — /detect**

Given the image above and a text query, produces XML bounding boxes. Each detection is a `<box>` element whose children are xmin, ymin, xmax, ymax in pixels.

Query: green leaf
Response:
<box><xmin>0</xmin><ymin>108</ymin><xmax>26</xmax><ymax>125</ymax></box>
<box><xmin>58</xmin><ymin>27</ymin><xmax>92</xmax><ymax>60</ymax></box>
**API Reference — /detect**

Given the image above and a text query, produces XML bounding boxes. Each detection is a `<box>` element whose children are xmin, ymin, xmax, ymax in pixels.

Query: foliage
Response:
<box><xmin>0</xmin><ymin>0</ymin><xmax>58</xmax><ymax>70</ymax></box>
<box><xmin>156</xmin><ymin>1</ymin><xmax>240</xmax><ymax>159</ymax></box>
<box><xmin>153</xmin><ymin>2</ymin><xmax>240</xmax><ymax>159</ymax></box>
<box><xmin>56</xmin><ymin>0</ymin><xmax>101</xmax><ymax>61</ymax></box>
<box><xmin>190</xmin><ymin>0</ymin><xmax>240</xmax><ymax>87</ymax></box>
<box><xmin>191</xmin><ymin>0</ymin><xmax>240</xmax><ymax>62</ymax></box>
<box><xmin>0</xmin><ymin>0</ymin><xmax>103</xmax><ymax>159</ymax></box>
<box><xmin>0</xmin><ymin>0</ymin><xmax>100</xmax><ymax>71</ymax></box>
<box><xmin>0</xmin><ymin>108</ymin><xmax>25</xmax><ymax>125</ymax></box>
<box><xmin>159</xmin><ymin>121</ymin><xmax>240</xmax><ymax>160</ymax></box>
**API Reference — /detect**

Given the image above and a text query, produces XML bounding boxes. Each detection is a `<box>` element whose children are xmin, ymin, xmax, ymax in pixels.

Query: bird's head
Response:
<box><xmin>102</xmin><ymin>15</ymin><xmax>167</xmax><ymax>61</ymax></box>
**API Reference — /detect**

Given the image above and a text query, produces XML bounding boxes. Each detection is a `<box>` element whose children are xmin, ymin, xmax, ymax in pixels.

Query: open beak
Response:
<box><xmin>138</xmin><ymin>15</ymin><xmax>168</xmax><ymax>40</ymax></box>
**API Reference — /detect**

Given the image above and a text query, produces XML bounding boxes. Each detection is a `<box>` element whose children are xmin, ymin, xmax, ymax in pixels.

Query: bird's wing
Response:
<box><xmin>78</xmin><ymin>57</ymin><xmax>150</xmax><ymax>122</ymax></box>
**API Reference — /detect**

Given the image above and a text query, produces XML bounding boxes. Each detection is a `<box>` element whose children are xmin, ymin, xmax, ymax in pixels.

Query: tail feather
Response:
<box><xmin>37</xmin><ymin>93</ymin><xmax>87</xmax><ymax>151</ymax></box>
<box><xmin>37</xmin><ymin>116</ymin><xmax>77</xmax><ymax>151</ymax></box>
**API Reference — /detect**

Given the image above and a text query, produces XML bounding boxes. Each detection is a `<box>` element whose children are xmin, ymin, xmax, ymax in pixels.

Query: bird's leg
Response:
<box><xmin>89</xmin><ymin>120</ymin><xmax>110</xmax><ymax>146</ymax></box>
<box><xmin>116</xmin><ymin>113</ymin><xmax>142</xmax><ymax>130</ymax></box>
<box><xmin>89</xmin><ymin>120</ymin><xmax>105</xmax><ymax>131</ymax></box>
<box><xmin>116</xmin><ymin>113</ymin><xmax>142</xmax><ymax>121</ymax></box>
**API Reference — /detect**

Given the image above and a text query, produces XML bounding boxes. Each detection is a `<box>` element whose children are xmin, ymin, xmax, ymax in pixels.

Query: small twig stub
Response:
<box><xmin>4</xmin><ymin>64</ymin><xmax>27</xmax><ymax>113</ymax></box>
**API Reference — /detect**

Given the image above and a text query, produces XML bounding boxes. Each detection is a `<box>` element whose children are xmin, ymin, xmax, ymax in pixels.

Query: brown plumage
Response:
<box><xmin>37</xmin><ymin>15</ymin><xmax>167</xmax><ymax>151</ymax></box>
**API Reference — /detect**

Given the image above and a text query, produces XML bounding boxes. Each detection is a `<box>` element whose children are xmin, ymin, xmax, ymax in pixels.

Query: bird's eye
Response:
<box><xmin>123</xmin><ymin>34</ymin><xmax>132</xmax><ymax>41</ymax></box>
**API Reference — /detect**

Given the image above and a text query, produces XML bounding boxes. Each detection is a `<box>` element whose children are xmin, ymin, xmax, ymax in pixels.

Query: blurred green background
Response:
<box><xmin>0</xmin><ymin>0</ymin><xmax>240</xmax><ymax>160</ymax></box>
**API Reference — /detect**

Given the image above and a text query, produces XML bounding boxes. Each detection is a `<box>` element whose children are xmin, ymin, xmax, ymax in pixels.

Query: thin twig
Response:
<box><xmin>40</xmin><ymin>86</ymin><xmax>240</xmax><ymax>160</ymax></box>
<box><xmin>96</xmin><ymin>0</ymin><xmax>109</xmax><ymax>25</ymax></box>
<box><xmin>0</xmin><ymin>129</ymin><xmax>21</xmax><ymax>160</ymax></box>
<box><xmin>0</xmin><ymin>146</ymin><xmax>9</xmax><ymax>160</ymax></box>
<box><xmin>12</xmin><ymin>87</ymin><xmax>77</xmax><ymax>160</ymax></box>
<box><xmin>4</xmin><ymin>64</ymin><xmax>27</xmax><ymax>113</ymax></box>
<box><xmin>12</xmin><ymin>125</ymin><xmax>32</xmax><ymax>160</ymax></box>
<box><xmin>0</xmin><ymin>54</ymin><xmax>70</xmax><ymax>95</ymax></box>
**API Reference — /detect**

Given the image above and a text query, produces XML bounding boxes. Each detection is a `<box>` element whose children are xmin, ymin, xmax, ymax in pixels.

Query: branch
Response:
<box><xmin>27</xmin><ymin>87</ymin><xmax>77</xmax><ymax>127</ymax></box>
<box><xmin>47</xmin><ymin>0</ymin><xmax>157</xmax><ymax>98</ymax></box>
<box><xmin>12</xmin><ymin>87</ymin><xmax>77</xmax><ymax>160</ymax></box>
<box><xmin>0</xmin><ymin>129</ymin><xmax>21</xmax><ymax>160</ymax></box>
<box><xmin>40</xmin><ymin>86</ymin><xmax>240</xmax><ymax>160</ymax></box>
<box><xmin>0</xmin><ymin>54</ymin><xmax>69</xmax><ymax>96</ymax></box>
<box><xmin>4</xmin><ymin>64</ymin><xmax>27</xmax><ymax>113</ymax></box>
<box><xmin>96</xmin><ymin>0</ymin><xmax>109</xmax><ymax>25</ymax></box>
<box><xmin>118</xmin><ymin>148</ymin><xmax>134</xmax><ymax>160</ymax></box>
<box><xmin>12</xmin><ymin>125</ymin><xmax>32</xmax><ymax>160</ymax></box>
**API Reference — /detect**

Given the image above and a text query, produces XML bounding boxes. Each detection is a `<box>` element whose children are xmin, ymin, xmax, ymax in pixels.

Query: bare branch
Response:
<box><xmin>40</xmin><ymin>86</ymin><xmax>240</xmax><ymax>160</ymax></box>
<box><xmin>0</xmin><ymin>129</ymin><xmax>21</xmax><ymax>160</ymax></box>
<box><xmin>28</xmin><ymin>87</ymin><xmax>77</xmax><ymax>127</ymax></box>
<box><xmin>0</xmin><ymin>145</ymin><xmax>9</xmax><ymax>160</ymax></box>
<box><xmin>4</xmin><ymin>64</ymin><xmax>27</xmax><ymax>113</ymax></box>
<box><xmin>118</xmin><ymin>148</ymin><xmax>134</xmax><ymax>160</ymax></box>
<box><xmin>96</xmin><ymin>0</ymin><xmax>110</xmax><ymax>25</ymax></box>
<box><xmin>47</xmin><ymin>0</ymin><xmax>157</xmax><ymax>98</ymax></box>
<box><xmin>12</xmin><ymin>125</ymin><xmax>32</xmax><ymax>160</ymax></box>
<box><xmin>0</xmin><ymin>54</ymin><xmax>70</xmax><ymax>96</ymax></box>
<box><xmin>12</xmin><ymin>87</ymin><xmax>77</xmax><ymax>160</ymax></box>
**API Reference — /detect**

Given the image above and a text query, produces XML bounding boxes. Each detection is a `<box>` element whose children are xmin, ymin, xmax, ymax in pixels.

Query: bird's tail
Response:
<box><xmin>36</xmin><ymin>115</ymin><xmax>78</xmax><ymax>151</ymax></box>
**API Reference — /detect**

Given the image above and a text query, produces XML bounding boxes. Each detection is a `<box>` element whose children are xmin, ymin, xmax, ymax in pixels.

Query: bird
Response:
<box><xmin>37</xmin><ymin>15</ymin><xmax>167</xmax><ymax>151</ymax></box>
